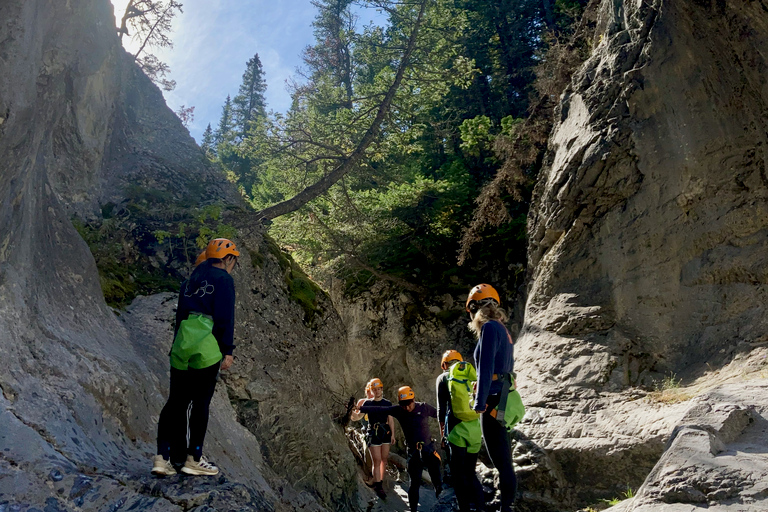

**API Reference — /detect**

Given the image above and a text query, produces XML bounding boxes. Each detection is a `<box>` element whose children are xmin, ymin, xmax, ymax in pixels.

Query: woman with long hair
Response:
<box><xmin>351</xmin><ymin>378</ymin><xmax>395</xmax><ymax>498</ymax></box>
<box><xmin>467</xmin><ymin>283</ymin><xmax>516</xmax><ymax>512</ymax></box>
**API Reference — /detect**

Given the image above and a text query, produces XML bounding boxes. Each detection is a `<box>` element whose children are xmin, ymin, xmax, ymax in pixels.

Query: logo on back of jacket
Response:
<box><xmin>184</xmin><ymin>280</ymin><xmax>215</xmax><ymax>298</ymax></box>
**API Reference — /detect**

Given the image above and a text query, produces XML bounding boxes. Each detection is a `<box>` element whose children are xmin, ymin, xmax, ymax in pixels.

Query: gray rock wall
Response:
<box><xmin>0</xmin><ymin>0</ymin><xmax>355</xmax><ymax>510</ymax></box>
<box><xmin>510</xmin><ymin>0</ymin><xmax>768</xmax><ymax>508</ymax></box>
<box><xmin>521</xmin><ymin>0</ymin><xmax>768</xmax><ymax>397</ymax></box>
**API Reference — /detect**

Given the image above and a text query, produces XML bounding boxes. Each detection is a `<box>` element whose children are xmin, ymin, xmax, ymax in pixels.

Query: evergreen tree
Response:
<box><xmin>201</xmin><ymin>123</ymin><xmax>215</xmax><ymax>157</ymax></box>
<box><xmin>302</xmin><ymin>0</ymin><xmax>356</xmax><ymax>109</ymax></box>
<box><xmin>214</xmin><ymin>95</ymin><xmax>234</xmax><ymax>144</ymax></box>
<box><xmin>232</xmin><ymin>54</ymin><xmax>268</xmax><ymax>137</ymax></box>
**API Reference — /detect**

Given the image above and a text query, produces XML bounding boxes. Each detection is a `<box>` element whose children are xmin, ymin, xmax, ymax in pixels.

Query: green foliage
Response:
<box><xmin>654</xmin><ymin>373</ymin><xmax>682</xmax><ymax>392</ymax></box>
<box><xmin>74</xmin><ymin>218</ymin><xmax>180</xmax><ymax>308</ymax></box>
<box><xmin>459</xmin><ymin>116</ymin><xmax>493</xmax><ymax>157</ymax></box>
<box><xmin>601</xmin><ymin>486</ymin><xmax>635</xmax><ymax>506</ymax></box>
<box><xmin>262</xmin><ymin>234</ymin><xmax>325</xmax><ymax>327</ymax></box>
<box><xmin>202</xmin><ymin>0</ymin><xmax>589</xmax><ymax>299</ymax></box>
<box><xmin>74</xmin><ymin>198</ymin><xmax>239</xmax><ymax>309</ymax></box>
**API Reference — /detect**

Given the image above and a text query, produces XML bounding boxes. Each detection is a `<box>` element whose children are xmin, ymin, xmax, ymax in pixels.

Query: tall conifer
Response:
<box><xmin>233</xmin><ymin>54</ymin><xmax>268</xmax><ymax>137</ymax></box>
<box><xmin>215</xmin><ymin>95</ymin><xmax>234</xmax><ymax>143</ymax></box>
<box><xmin>201</xmin><ymin>123</ymin><xmax>215</xmax><ymax>156</ymax></box>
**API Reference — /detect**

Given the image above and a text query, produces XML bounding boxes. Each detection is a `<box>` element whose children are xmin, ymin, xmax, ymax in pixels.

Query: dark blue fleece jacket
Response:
<box><xmin>473</xmin><ymin>320</ymin><xmax>514</xmax><ymax>411</ymax></box>
<box><xmin>174</xmin><ymin>261</ymin><xmax>236</xmax><ymax>356</ymax></box>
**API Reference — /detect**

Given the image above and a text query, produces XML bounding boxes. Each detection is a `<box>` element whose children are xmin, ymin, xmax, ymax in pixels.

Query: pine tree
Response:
<box><xmin>214</xmin><ymin>95</ymin><xmax>234</xmax><ymax>144</ymax></box>
<box><xmin>302</xmin><ymin>0</ymin><xmax>356</xmax><ymax>110</ymax></box>
<box><xmin>201</xmin><ymin>123</ymin><xmax>215</xmax><ymax>157</ymax></box>
<box><xmin>232</xmin><ymin>54</ymin><xmax>268</xmax><ymax>138</ymax></box>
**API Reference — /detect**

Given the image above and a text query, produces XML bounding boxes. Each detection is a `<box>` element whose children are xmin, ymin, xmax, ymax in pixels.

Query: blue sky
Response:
<box><xmin>111</xmin><ymin>0</ymin><xmax>385</xmax><ymax>142</ymax></box>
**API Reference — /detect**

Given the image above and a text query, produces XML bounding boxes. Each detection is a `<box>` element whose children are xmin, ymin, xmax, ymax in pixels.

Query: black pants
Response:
<box><xmin>481</xmin><ymin>394</ymin><xmax>517</xmax><ymax>511</ymax></box>
<box><xmin>407</xmin><ymin>447</ymin><xmax>442</xmax><ymax>511</ymax></box>
<box><xmin>449</xmin><ymin>443</ymin><xmax>484</xmax><ymax>512</ymax></box>
<box><xmin>157</xmin><ymin>362</ymin><xmax>219</xmax><ymax>463</ymax></box>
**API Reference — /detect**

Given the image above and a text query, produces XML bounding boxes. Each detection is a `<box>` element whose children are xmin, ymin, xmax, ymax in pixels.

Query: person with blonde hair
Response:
<box><xmin>356</xmin><ymin>386</ymin><xmax>442</xmax><ymax>511</ymax></box>
<box><xmin>467</xmin><ymin>283</ymin><xmax>516</xmax><ymax>512</ymax></box>
<box><xmin>350</xmin><ymin>378</ymin><xmax>395</xmax><ymax>498</ymax></box>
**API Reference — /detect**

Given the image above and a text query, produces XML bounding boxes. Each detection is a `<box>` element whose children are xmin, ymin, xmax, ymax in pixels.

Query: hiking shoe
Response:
<box><xmin>374</xmin><ymin>482</ymin><xmax>387</xmax><ymax>499</ymax></box>
<box><xmin>151</xmin><ymin>455</ymin><xmax>177</xmax><ymax>476</ymax></box>
<box><xmin>181</xmin><ymin>455</ymin><xmax>219</xmax><ymax>476</ymax></box>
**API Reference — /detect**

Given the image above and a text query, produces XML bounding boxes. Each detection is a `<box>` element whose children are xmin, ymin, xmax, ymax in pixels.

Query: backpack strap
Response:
<box><xmin>491</xmin><ymin>373</ymin><xmax>513</xmax><ymax>423</ymax></box>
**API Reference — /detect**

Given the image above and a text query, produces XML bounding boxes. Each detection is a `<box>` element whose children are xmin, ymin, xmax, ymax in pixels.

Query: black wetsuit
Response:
<box><xmin>157</xmin><ymin>261</ymin><xmax>236</xmax><ymax>463</ymax></box>
<box><xmin>360</xmin><ymin>402</ymin><xmax>442</xmax><ymax>511</ymax></box>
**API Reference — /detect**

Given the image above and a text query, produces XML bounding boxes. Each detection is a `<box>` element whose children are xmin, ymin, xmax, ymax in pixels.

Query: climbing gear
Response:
<box><xmin>205</xmin><ymin>238</ymin><xmax>240</xmax><ymax>260</ymax></box>
<box><xmin>368</xmin><ymin>378</ymin><xmax>383</xmax><ymax>390</ymax></box>
<box><xmin>181</xmin><ymin>455</ymin><xmax>219</xmax><ymax>476</ymax></box>
<box><xmin>466</xmin><ymin>283</ymin><xmax>500</xmax><ymax>312</ymax></box>
<box><xmin>489</xmin><ymin>373</ymin><xmax>525</xmax><ymax>431</ymax></box>
<box><xmin>151</xmin><ymin>455</ymin><xmax>177</xmax><ymax>476</ymax></box>
<box><xmin>397</xmin><ymin>386</ymin><xmax>415</xmax><ymax>402</ymax></box>
<box><xmin>367</xmin><ymin>422</ymin><xmax>392</xmax><ymax>446</ymax></box>
<box><xmin>447</xmin><ymin>361</ymin><xmax>482</xmax><ymax>453</ymax></box>
<box><xmin>170</xmin><ymin>313</ymin><xmax>223</xmax><ymax>370</ymax></box>
<box><xmin>194</xmin><ymin>251</ymin><xmax>207</xmax><ymax>266</ymax></box>
<box><xmin>440</xmin><ymin>350</ymin><xmax>463</xmax><ymax>370</ymax></box>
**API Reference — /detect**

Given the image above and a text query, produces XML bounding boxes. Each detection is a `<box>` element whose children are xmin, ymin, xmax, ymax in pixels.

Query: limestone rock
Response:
<box><xmin>515</xmin><ymin>0</ymin><xmax>768</xmax><ymax>508</ymax></box>
<box><xmin>610</xmin><ymin>382</ymin><xmax>768</xmax><ymax>511</ymax></box>
<box><xmin>0</xmin><ymin>0</ymin><xmax>353</xmax><ymax>510</ymax></box>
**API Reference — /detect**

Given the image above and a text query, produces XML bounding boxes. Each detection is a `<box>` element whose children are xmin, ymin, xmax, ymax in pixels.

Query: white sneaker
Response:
<box><xmin>151</xmin><ymin>455</ymin><xmax>177</xmax><ymax>476</ymax></box>
<box><xmin>181</xmin><ymin>455</ymin><xmax>219</xmax><ymax>476</ymax></box>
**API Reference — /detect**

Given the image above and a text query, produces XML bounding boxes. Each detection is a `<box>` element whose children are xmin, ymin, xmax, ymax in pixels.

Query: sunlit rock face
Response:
<box><xmin>512</xmin><ymin>0</ymin><xmax>768</xmax><ymax>508</ymax></box>
<box><xmin>0</xmin><ymin>0</ymin><xmax>357</xmax><ymax>510</ymax></box>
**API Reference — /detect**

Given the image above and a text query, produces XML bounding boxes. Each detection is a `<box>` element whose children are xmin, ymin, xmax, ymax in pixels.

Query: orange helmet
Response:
<box><xmin>440</xmin><ymin>350</ymin><xmax>463</xmax><ymax>370</ymax></box>
<box><xmin>397</xmin><ymin>386</ymin><xmax>415</xmax><ymax>402</ymax></box>
<box><xmin>466</xmin><ymin>283</ymin><xmax>500</xmax><ymax>312</ymax></box>
<box><xmin>205</xmin><ymin>238</ymin><xmax>240</xmax><ymax>260</ymax></box>
<box><xmin>368</xmin><ymin>378</ymin><xmax>383</xmax><ymax>390</ymax></box>
<box><xmin>194</xmin><ymin>251</ymin><xmax>207</xmax><ymax>266</ymax></box>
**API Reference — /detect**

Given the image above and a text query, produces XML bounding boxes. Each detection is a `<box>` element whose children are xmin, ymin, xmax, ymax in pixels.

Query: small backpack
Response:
<box><xmin>447</xmin><ymin>361</ymin><xmax>482</xmax><ymax>452</ymax></box>
<box><xmin>448</xmin><ymin>361</ymin><xmax>481</xmax><ymax>422</ymax></box>
<box><xmin>490</xmin><ymin>373</ymin><xmax>525</xmax><ymax>431</ymax></box>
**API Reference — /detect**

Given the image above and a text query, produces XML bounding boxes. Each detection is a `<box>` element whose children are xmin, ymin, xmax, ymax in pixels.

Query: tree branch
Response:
<box><xmin>256</xmin><ymin>0</ymin><xmax>429</xmax><ymax>221</ymax></box>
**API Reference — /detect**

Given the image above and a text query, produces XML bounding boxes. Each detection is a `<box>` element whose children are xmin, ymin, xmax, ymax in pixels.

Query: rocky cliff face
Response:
<box><xmin>0</xmin><ymin>0</ymin><xmax>358</xmax><ymax>510</ymax></box>
<box><xmin>513</xmin><ymin>0</ymin><xmax>768</xmax><ymax>509</ymax></box>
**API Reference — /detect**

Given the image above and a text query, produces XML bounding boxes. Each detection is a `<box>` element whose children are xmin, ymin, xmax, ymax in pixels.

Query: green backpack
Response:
<box><xmin>492</xmin><ymin>372</ymin><xmax>525</xmax><ymax>432</ymax></box>
<box><xmin>447</xmin><ymin>361</ymin><xmax>482</xmax><ymax>453</ymax></box>
<box><xmin>170</xmin><ymin>313</ymin><xmax>223</xmax><ymax>370</ymax></box>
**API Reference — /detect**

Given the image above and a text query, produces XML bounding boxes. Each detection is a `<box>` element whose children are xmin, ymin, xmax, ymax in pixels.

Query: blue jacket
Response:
<box><xmin>473</xmin><ymin>320</ymin><xmax>514</xmax><ymax>411</ymax></box>
<box><xmin>175</xmin><ymin>261</ymin><xmax>236</xmax><ymax>356</ymax></box>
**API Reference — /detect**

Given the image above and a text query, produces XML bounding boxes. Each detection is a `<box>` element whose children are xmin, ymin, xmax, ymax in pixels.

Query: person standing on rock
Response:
<box><xmin>467</xmin><ymin>283</ymin><xmax>516</xmax><ymax>511</ymax></box>
<box><xmin>437</xmin><ymin>350</ymin><xmax>485</xmax><ymax>512</ymax></box>
<box><xmin>350</xmin><ymin>378</ymin><xmax>396</xmax><ymax>498</ymax></box>
<box><xmin>356</xmin><ymin>386</ymin><xmax>442</xmax><ymax>511</ymax></box>
<box><xmin>151</xmin><ymin>238</ymin><xmax>240</xmax><ymax>477</ymax></box>
<box><xmin>436</xmin><ymin>349</ymin><xmax>463</xmax><ymax>447</ymax></box>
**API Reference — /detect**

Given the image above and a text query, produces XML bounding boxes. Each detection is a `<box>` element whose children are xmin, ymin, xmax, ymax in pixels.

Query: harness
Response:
<box><xmin>489</xmin><ymin>372</ymin><xmax>515</xmax><ymax>422</ymax></box>
<box><xmin>373</xmin><ymin>423</ymin><xmax>389</xmax><ymax>437</ymax></box>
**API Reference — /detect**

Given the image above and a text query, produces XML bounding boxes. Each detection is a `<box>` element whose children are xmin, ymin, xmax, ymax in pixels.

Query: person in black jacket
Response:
<box><xmin>151</xmin><ymin>238</ymin><xmax>239</xmax><ymax>477</ymax></box>
<box><xmin>357</xmin><ymin>386</ymin><xmax>442</xmax><ymax>511</ymax></box>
